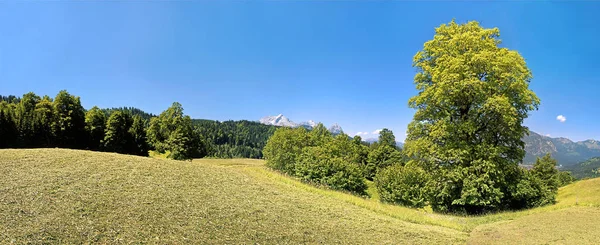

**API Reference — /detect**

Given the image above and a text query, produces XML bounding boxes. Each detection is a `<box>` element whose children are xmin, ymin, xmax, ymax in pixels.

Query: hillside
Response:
<box><xmin>564</xmin><ymin>157</ymin><xmax>600</xmax><ymax>179</ymax></box>
<box><xmin>523</xmin><ymin>131</ymin><xmax>600</xmax><ymax>166</ymax></box>
<box><xmin>1</xmin><ymin>149</ymin><xmax>599</xmax><ymax>244</ymax></box>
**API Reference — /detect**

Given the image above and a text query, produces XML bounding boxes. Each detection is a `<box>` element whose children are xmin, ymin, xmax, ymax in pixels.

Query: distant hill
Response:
<box><xmin>563</xmin><ymin>157</ymin><xmax>600</xmax><ymax>179</ymax></box>
<box><xmin>523</xmin><ymin>131</ymin><xmax>600</xmax><ymax>166</ymax></box>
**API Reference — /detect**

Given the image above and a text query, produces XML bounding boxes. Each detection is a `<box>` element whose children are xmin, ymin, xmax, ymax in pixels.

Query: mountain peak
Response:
<box><xmin>328</xmin><ymin>123</ymin><xmax>343</xmax><ymax>135</ymax></box>
<box><xmin>259</xmin><ymin>114</ymin><xmax>298</xmax><ymax>127</ymax></box>
<box><xmin>259</xmin><ymin>114</ymin><xmax>343</xmax><ymax>134</ymax></box>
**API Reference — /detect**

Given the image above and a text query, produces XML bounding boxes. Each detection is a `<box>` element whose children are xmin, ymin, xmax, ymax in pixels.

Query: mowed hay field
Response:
<box><xmin>0</xmin><ymin>149</ymin><xmax>599</xmax><ymax>244</ymax></box>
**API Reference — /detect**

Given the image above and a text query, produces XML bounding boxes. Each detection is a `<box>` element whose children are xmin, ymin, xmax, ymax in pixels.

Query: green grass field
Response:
<box><xmin>1</xmin><ymin>149</ymin><xmax>599</xmax><ymax>244</ymax></box>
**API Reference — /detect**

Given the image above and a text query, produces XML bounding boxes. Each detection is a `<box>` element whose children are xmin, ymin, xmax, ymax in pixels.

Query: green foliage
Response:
<box><xmin>147</xmin><ymin>102</ymin><xmax>201</xmax><ymax>160</ymax></box>
<box><xmin>15</xmin><ymin>92</ymin><xmax>40</xmax><ymax>147</ymax></box>
<box><xmin>102</xmin><ymin>107</ymin><xmax>155</xmax><ymax>121</ymax></box>
<box><xmin>104</xmin><ymin>111</ymin><xmax>134</xmax><ymax>154</ymax></box>
<box><xmin>375</xmin><ymin>164</ymin><xmax>429</xmax><ymax>208</ymax></box>
<box><xmin>85</xmin><ymin>106</ymin><xmax>107</xmax><ymax>150</ymax></box>
<box><xmin>309</xmin><ymin>123</ymin><xmax>332</xmax><ymax>145</ymax></box>
<box><xmin>378</xmin><ymin>128</ymin><xmax>397</xmax><ymax>149</ymax></box>
<box><xmin>264</xmin><ymin>127</ymin><xmax>368</xmax><ymax>194</ymax></box>
<box><xmin>0</xmin><ymin>102</ymin><xmax>18</xmax><ymax>148</ymax></box>
<box><xmin>53</xmin><ymin>90</ymin><xmax>86</xmax><ymax>148</ymax></box>
<box><xmin>32</xmin><ymin>96</ymin><xmax>56</xmax><ymax>147</ymax></box>
<box><xmin>403</xmin><ymin>20</ymin><xmax>541</xmax><ymax>213</ymax></box>
<box><xmin>564</xmin><ymin>157</ymin><xmax>600</xmax><ymax>180</ymax></box>
<box><xmin>295</xmin><ymin>146</ymin><xmax>367</xmax><ymax>195</ymax></box>
<box><xmin>557</xmin><ymin>171</ymin><xmax>576</xmax><ymax>187</ymax></box>
<box><xmin>193</xmin><ymin>119</ymin><xmax>276</xmax><ymax>159</ymax></box>
<box><xmin>129</xmin><ymin>115</ymin><xmax>149</xmax><ymax>156</ymax></box>
<box><xmin>365</xmin><ymin>145</ymin><xmax>404</xmax><ymax>180</ymax></box>
<box><xmin>507</xmin><ymin>168</ymin><xmax>553</xmax><ymax>209</ymax></box>
<box><xmin>263</xmin><ymin>127</ymin><xmax>310</xmax><ymax>175</ymax></box>
<box><xmin>532</xmin><ymin>154</ymin><xmax>560</xmax><ymax>195</ymax></box>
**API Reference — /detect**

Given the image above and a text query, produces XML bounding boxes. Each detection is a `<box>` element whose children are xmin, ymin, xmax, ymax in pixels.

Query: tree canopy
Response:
<box><xmin>404</xmin><ymin>20</ymin><xmax>541</xmax><ymax>213</ymax></box>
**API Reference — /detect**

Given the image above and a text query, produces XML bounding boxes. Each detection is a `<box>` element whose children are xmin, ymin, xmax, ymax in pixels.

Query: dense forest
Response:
<box><xmin>193</xmin><ymin>119</ymin><xmax>277</xmax><ymax>158</ymax></box>
<box><xmin>0</xmin><ymin>91</ymin><xmax>277</xmax><ymax>160</ymax></box>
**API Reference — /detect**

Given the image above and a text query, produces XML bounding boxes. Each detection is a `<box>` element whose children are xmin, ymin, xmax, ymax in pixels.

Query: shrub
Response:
<box><xmin>558</xmin><ymin>171</ymin><xmax>576</xmax><ymax>187</ymax></box>
<box><xmin>365</xmin><ymin>145</ymin><xmax>404</xmax><ymax>180</ymax></box>
<box><xmin>374</xmin><ymin>164</ymin><xmax>429</xmax><ymax>208</ymax></box>
<box><xmin>295</xmin><ymin>146</ymin><xmax>367</xmax><ymax>195</ymax></box>
<box><xmin>263</xmin><ymin>127</ymin><xmax>310</xmax><ymax>175</ymax></box>
<box><xmin>507</xmin><ymin>168</ymin><xmax>554</xmax><ymax>209</ymax></box>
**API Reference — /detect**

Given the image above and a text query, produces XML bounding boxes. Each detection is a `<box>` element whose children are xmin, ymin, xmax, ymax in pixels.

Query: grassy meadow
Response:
<box><xmin>1</xmin><ymin>149</ymin><xmax>599</xmax><ymax>244</ymax></box>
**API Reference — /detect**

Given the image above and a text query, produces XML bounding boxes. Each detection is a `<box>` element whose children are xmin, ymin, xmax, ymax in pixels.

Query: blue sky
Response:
<box><xmin>1</xmin><ymin>2</ymin><xmax>599</xmax><ymax>142</ymax></box>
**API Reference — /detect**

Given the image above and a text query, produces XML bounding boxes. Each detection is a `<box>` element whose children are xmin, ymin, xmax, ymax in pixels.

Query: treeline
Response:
<box><xmin>193</xmin><ymin>119</ymin><xmax>277</xmax><ymax>158</ymax></box>
<box><xmin>0</xmin><ymin>91</ymin><xmax>277</xmax><ymax>160</ymax></box>
<box><xmin>0</xmin><ymin>91</ymin><xmax>157</xmax><ymax>156</ymax></box>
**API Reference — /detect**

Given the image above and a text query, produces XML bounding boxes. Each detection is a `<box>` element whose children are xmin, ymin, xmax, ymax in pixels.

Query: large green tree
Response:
<box><xmin>263</xmin><ymin>127</ymin><xmax>310</xmax><ymax>175</ymax></box>
<box><xmin>103</xmin><ymin>111</ymin><xmax>133</xmax><ymax>154</ymax></box>
<box><xmin>15</xmin><ymin>92</ymin><xmax>40</xmax><ymax>147</ymax></box>
<box><xmin>33</xmin><ymin>96</ymin><xmax>56</xmax><ymax>147</ymax></box>
<box><xmin>531</xmin><ymin>154</ymin><xmax>560</xmax><ymax>201</ymax></box>
<box><xmin>378</xmin><ymin>128</ymin><xmax>397</xmax><ymax>149</ymax></box>
<box><xmin>53</xmin><ymin>90</ymin><xmax>86</xmax><ymax>148</ymax></box>
<box><xmin>129</xmin><ymin>115</ymin><xmax>149</xmax><ymax>156</ymax></box>
<box><xmin>404</xmin><ymin>20</ymin><xmax>540</xmax><ymax>213</ymax></box>
<box><xmin>147</xmin><ymin>102</ymin><xmax>200</xmax><ymax>160</ymax></box>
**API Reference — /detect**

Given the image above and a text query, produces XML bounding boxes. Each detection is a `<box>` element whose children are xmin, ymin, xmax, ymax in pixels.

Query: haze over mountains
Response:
<box><xmin>260</xmin><ymin>114</ymin><xmax>600</xmax><ymax>167</ymax></box>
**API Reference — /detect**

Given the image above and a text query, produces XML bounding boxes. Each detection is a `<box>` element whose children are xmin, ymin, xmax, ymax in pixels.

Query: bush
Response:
<box><xmin>365</xmin><ymin>145</ymin><xmax>404</xmax><ymax>180</ymax></box>
<box><xmin>558</xmin><ymin>171</ymin><xmax>576</xmax><ymax>187</ymax></box>
<box><xmin>263</xmin><ymin>127</ymin><xmax>310</xmax><ymax>175</ymax></box>
<box><xmin>295</xmin><ymin>146</ymin><xmax>367</xmax><ymax>195</ymax></box>
<box><xmin>507</xmin><ymin>168</ymin><xmax>554</xmax><ymax>209</ymax></box>
<box><xmin>374</xmin><ymin>164</ymin><xmax>429</xmax><ymax>208</ymax></box>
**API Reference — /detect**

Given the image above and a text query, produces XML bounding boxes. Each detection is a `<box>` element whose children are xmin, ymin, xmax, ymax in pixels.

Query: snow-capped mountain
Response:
<box><xmin>297</xmin><ymin>120</ymin><xmax>317</xmax><ymax>130</ymax></box>
<box><xmin>259</xmin><ymin>114</ymin><xmax>298</xmax><ymax>127</ymax></box>
<box><xmin>328</xmin><ymin>123</ymin><xmax>343</xmax><ymax>135</ymax></box>
<box><xmin>259</xmin><ymin>115</ymin><xmax>342</xmax><ymax>134</ymax></box>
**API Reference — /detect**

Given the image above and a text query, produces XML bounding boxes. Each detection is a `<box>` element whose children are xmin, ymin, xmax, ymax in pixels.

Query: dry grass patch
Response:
<box><xmin>0</xmin><ymin>149</ymin><xmax>465</xmax><ymax>244</ymax></box>
<box><xmin>2</xmin><ymin>149</ymin><xmax>599</xmax><ymax>244</ymax></box>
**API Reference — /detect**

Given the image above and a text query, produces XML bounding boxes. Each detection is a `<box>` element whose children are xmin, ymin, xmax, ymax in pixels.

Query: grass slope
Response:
<box><xmin>1</xmin><ymin>149</ymin><xmax>599</xmax><ymax>244</ymax></box>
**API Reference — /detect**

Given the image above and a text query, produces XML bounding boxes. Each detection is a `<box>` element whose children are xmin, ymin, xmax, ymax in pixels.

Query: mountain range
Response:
<box><xmin>523</xmin><ymin>131</ymin><xmax>600</xmax><ymax>166</ymax></box>
<box><xmin>259</xmin><ymin>114</ymin><xmax>343</xmax><ymax>134</ymax></box>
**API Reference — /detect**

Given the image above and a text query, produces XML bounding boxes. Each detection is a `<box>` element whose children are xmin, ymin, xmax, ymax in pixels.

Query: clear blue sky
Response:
<box><xmin>1</xmin><ymin>1</ymin><xmax>599</xmax><ymax>142</ymax></box>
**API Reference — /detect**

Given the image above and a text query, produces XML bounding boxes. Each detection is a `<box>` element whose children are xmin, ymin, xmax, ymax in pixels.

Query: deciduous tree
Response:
<box><xmin>404</xmin><ymin>20</ymin><xmax>540</xmax><ymax>213</ymax></box>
